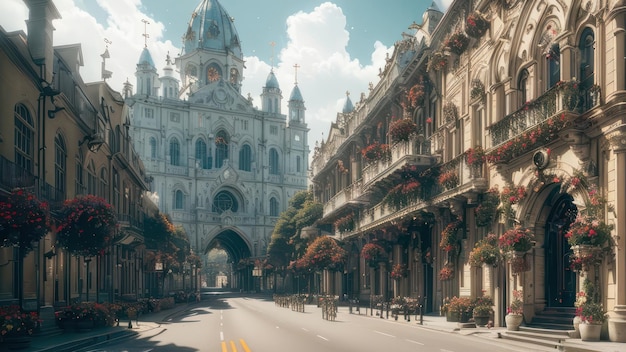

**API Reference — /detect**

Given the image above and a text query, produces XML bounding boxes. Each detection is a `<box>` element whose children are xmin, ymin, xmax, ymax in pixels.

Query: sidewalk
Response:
<box><xmin>339</xmin><ymin>305</ymin><xmax>624</xmax><ymax>352</ymax></box>
<box><xmin>22</xmin><ymin>301</ymin><xmax>199</xmax><ymax>352</ymax></box>
<box><xmin>15</xmin><ymin>300</ymin><xmax>626</xmax><ymax>352</ymax></box>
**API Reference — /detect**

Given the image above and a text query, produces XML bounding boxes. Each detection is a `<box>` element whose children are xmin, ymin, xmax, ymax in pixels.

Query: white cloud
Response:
<box><xmin>1</xmin><ymin>0</ymin><xmax>391</xmax><ymax>149</ymax></box>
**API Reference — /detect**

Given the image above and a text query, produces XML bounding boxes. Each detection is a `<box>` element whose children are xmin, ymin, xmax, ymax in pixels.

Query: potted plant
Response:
<box><xmin>388</xmin><ymin>117</ymin><xmax>418</xmax><ymax>144</ymax></box>
<box><xmin>465</xmin><ymin>11</ymin><xmax>489</xmax><ymax>38</ymax></box>
<box><xmin>448</xmin><ymin>296</ymin><xmax>473</xmax><ymax>323</ymax></box>
<box><xmin>576</xmin><ymin>294</ymin><xmax>606</xmax><ymax>341</ymax></box>
<box><xmin>498</xmin><ymin>226</ymin><xmax>534</xmax><ymax>254</ymax></box>
<box><xmin>445</xmin><ymin>31</ymin><xmax>470</xmax><ymax>55</ymax></box>
<box><xmin>438</xmin><ymin>263</ymin><xmax>455</xmax><ymax>281</ymax></box>
<box><xmin>474</xmin><ymin>189</ymin><xmax>500</xmax><ymax>227</ymax></box>
<box><xmin>438</xmin><ymin>170</ymin><xmax>459</xmax><ymax>190</ymax></box>
<box><xmin>506</xmin><ymin>289</ymin><xmax>524</xmax><ymax>331</ymax></box>
<box><xmin>472</xmin><ymin>293</ymin><xmax>493</xmax><ymax>326</ymax></box>
<box><xmin>469</xmin><ymin>234</ymin><xmax>501</xmax><ymax>267</ymax></box>
<box><xmin>361</xmin><ymin>243</ymin><xmax>387</xmax><ymax>268</ymax></box>
<box><xmin>390</xmin><ymin>263</ymin><xmax>407</xmax><ymax>280</ymax></box>
<box><xmin>334</xmin><ymin>213</ymin><xmax>355</xmax><ymax>233</ymax></box>
<box><xmin>0</xmin><ymin>305</ymin><xmax>40</xmax><ymax>348</ymax></box>
<box><xmin>361</xmin><ymin>142</ymin><xmax>391</xmax><ymax>164</ymax></box>
<box><xmin>565</xmin><ymin>214</ymin><xmax>613</xmax><ymax>249</ymax></box>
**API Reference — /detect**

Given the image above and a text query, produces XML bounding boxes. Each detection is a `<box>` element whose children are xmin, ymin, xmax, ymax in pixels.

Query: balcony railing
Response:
<box><xmin>362</xmin><ymin>138</ymin><xmax>432</xmax><ymax>188</ymax></box>
<box><xmin>488</xmin><ymin>82</ymin><xmax>594</xmax><ymax>148</ymax></box>
<box><xmin>322</xmin><ymin>179</ymin><xmax>366</xmax><ymax>218</ymax></box>
<box><xmin>0</xmin><ymin>156</ymin><xmax>36</xmax><ymax>190</ymax></box>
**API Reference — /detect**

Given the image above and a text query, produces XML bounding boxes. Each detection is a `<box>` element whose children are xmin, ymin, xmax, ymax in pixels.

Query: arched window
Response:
<box><xmin>87</xmin><ymin>161</ymin><xmax>97</xmax><ymax>195</ymax></box>
<box><xmin>174</xmin><ymin>190</ymin><xmax>184</xmax><ymax>209</ymax></box>
<box><xmin>547</xmin><ymin>43</ymin><xmax>560</xmax><ymax>89</ymax></box>
<box><xmin>269</xmin><ymin>148</ymin><xmax>279</xmax><ymax>175</ymax></box>
<box><xmin>14</xmin><ymin>104</ymin><xmax>34</xmax><ymax>173</ymax></box>
<box><xmin>149</xmin><ymin>137</ymin><xmax>157</xmax><ymax>159</ymax></box>
<box><xmin>196</xmin><ymin>139</ymin><xmax>208</xmax><ymax>169</ymax></box>
<box><xmin>215</xmin><ymin>131</ymin><xmax>229</xmax><ymax>168</ymax></box>
<box><xmin>212</xmin><ymin>190</ymin><xmax>238</xmax><ymax>213</ymax></box>
<box><xmin>579</xmin><ymin>28</ymin><xmax>595</xmax><ymax>89</ymax></box>
<box><xmin>170</xmin><ymin>137</ymin><xmax>180</xmax><ymax>166</ymax></box>
<box><xmin>99</xmin><ymin>168</ymin><xmax>108</xmax><ymax>199</ymax></box>
<box><xmin>54</xmin><ymin>134</ymin><xmax>67</xmax><ymax>197</ymax></box>
<box><xmin>296</xmin><ymin>156</ymin><xmax>302</xmax><ymax>173</ymax></box>
<box><xmin>518</xmin><ymin>69</ymin><xmax>529</xmax><ymax>106</ymax></box>
<box><xmin>269</xmin><ymin>197</ymin><xmax>279</xmax><ymax>217</ymax></box>
<box><xmin>239</xmin><ymin>144</ymin><xmax>252</xmax><ymax>171</ymax></box>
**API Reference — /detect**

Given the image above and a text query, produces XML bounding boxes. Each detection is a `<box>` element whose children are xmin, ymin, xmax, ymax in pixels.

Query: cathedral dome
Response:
<box><xmin>265</xmin><ymin>70</ymin><xmax>280</xmax><ymax>89</ymax></box>
<box><xmin>137</xmin><ymin>47</ymin><xmax>155</xmax><ymax>67</ymax></box>
<box><xmin>342</xmin><ymin>94</ymin><xmax>354</xmax><ymax>113</ymax></box>
<box><xmin>289</xmin><ymin>85</ymin><xmax>303</xmax><ymax>102</ymax></box>
<box><xmin>183</xmin><ymin>0</ymin><xmax>242</xmax><ymax>58</ymax></box>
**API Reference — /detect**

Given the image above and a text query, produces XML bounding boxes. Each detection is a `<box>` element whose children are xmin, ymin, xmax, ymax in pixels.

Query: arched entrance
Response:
<box><xmin>205</xmin><ymin>229</ymin><xmax>252</xmax><ymax>291</ymax></box>
<box><xmin>544</xmin><ymin>190</ymin><xmax>578</xmax><ymax>307</ymax></box>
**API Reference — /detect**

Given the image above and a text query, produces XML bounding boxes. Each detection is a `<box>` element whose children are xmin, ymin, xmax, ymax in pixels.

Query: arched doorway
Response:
<box><xmin>545</xmin><ymin>191</ymin><xmax>578</xmax><ymax>307</ymax></box>
<box><xmin>205</xmin><ymin>229</ymin><xmax>252</xmax><ymax>291</ymax></box>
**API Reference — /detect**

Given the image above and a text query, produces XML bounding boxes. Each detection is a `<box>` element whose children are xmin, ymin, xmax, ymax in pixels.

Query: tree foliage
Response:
<box><xmin>266</xmin><ymin>190</ymin><xmax>322</xmax><ymax>270</ymax></box>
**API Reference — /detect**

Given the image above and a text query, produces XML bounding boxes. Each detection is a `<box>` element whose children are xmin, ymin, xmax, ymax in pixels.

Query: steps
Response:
<box><xmin>37</xmin><ymin>305</ymin><xmax>62</xmax><ymax>337</ymax></box>
<box><xmin>528</xmin><ymin>307</ymin><xmax>576</xmax><ymax>330</ymax></box>
<box><xmin>502</xmin><ymin>326</ymin><xmax>572</xmax><ymax>349</ymax></box>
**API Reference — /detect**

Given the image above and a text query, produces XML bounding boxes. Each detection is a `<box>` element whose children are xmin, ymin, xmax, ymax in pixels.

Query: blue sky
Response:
<box><xmin>1</xmin><ymin>0</ymin><xmax>452</xmax><ymax>148</ymax></box>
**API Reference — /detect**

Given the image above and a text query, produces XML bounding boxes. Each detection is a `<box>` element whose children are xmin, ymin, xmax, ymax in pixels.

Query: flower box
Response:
<box><xmin>466</xmin><ymin>12</ymin><xmax>489</xmax><ymax>38</ymax></box>
<box><xmin>445</xmin><ymin>32</ymin><xmax>470</xmax><ymax>55</ymax></box>
<box><xmin>389</xmin><ymin>118</ymin><xmax>418</xmax><ymax>144</ymax></box>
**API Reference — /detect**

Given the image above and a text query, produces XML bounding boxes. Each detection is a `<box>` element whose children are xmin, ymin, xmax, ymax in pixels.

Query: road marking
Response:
<box><xmin>302</xmin><ymin>327</ymin><xmax>309</xmax><ymax>332</ymax></box>
<box><xmin>317</xmin><ymin>335</ymin><xmax>329</xmax><ymax>341</ymax></box>
<box><xmin>220</xmin><ymin>331</ymin><xmax>224</xmax><ymax>341</ymax></box>
<box><xmin>374</xmin><ymin>330</ymin><xmax>395</xmax><ymax>338</ymax></box>
<box><xmin>230</xmin><ymin>340</ymin><xmax>238</xmax><ymax>352</ymax></box>
<box><xmin>440</xmin><ymin>349</ymin><xmax>454</xmax><ymax>352</ymax></box>
<box><xmin>240</xmin><ymin>339</ymin><xmax>251</xmax><ymax>352</ymax></box>
<box><xmin>221</xmin><ymin>341</ymin><xmax>228</xmax><ymax>352</ymax></box>
<box><xmin>406</xmin><ymin>339</ymin><xmax>424</xmax><ymax>345</ymax></box>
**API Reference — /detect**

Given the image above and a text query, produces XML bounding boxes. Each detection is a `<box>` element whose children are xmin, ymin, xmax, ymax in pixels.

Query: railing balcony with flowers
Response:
<box><xmin>362</xmin><ymin>138</ymin><xmax>433</xmax><ymax>188</ymax></box>
<box><xmin>322</xmin><ymin>180</ymin><xmax>366</xmax><ymax>219</ymax></box>
<box><xmin>488</xmin><ymin>81</ymin><xmax>587</xmax><ymax>148</ymax></box>
<box><xmin>436</xmin><ymin>153</ymin><xmax>487</xmax><ymax>194</ymax></box>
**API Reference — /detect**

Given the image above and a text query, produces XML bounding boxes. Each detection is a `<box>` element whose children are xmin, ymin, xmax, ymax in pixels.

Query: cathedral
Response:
<box><xmin>125</xmin><ymin>0</ymin><xmax>310</xmax><ymax>278</ymax></box>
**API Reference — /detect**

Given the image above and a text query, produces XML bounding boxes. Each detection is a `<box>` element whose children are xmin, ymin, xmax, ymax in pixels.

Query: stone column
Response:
<box><xmin>609</xmin><ymin>129</ymin><xmax>626</xmax><ymax>342</ymax></box>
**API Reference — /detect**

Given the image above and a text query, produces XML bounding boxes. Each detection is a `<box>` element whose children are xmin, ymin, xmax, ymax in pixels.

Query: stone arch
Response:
<box><xmin>203</xmin><ymin>226</ymin><xmax>252</xmax><ymax>266</ymax></box>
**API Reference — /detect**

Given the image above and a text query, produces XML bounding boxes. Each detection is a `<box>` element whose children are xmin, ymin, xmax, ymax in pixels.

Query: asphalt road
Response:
<box><xmin>82</xmin><ymin>293</ymin><xmax>530</xmax><ymax>352</ymax></box>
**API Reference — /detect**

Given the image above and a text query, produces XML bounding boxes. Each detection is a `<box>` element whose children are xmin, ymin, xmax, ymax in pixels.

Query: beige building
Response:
<box><xmin>0</xmin><ymin>0</ymin><xmax>154</xmax><ymax>316</ymax></box>
<box><xmin>311</xmin><ymin>0</ymin><xmax>626</xmax><ymax>342</ymax></box>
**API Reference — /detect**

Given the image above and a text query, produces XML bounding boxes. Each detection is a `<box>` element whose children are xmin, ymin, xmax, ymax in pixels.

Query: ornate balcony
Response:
<box><xmin>487</xmin><ymin>81</ymin><xmax>594</xmax><ymax>158</ymax></box>
<box><xmin>322</xmin><ymin>179</ymin><xmax>367</xmax><ymax>219</ymax></box>
<box><xmin>362</xmin><ymin>138</ymin><xmax>433</xmax><ymax>189</ymax></box>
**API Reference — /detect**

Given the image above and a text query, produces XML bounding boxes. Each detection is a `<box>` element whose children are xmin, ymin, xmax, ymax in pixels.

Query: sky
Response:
<box><xmin>0</xmin><ymin>0</ymin><xmax>452</xmax><ymax>151</ymax></box>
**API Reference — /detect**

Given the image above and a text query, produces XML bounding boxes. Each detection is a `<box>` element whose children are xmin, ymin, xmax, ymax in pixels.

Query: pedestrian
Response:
<box><xmin>196</xmin><ymin>291</ymin><xmax>201</xmax><ymax>302</ymax></box>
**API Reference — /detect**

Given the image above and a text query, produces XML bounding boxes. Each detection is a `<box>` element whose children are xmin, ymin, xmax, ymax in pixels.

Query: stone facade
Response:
<box><xmin>311</xmin><ymin>0</ymin><xmax>626</xmax><ymax>341</ymax></box>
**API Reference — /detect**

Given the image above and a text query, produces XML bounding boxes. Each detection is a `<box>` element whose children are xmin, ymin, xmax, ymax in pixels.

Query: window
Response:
<box><xmin>270</xmin><ymin>125</ymin><xmax>278</xmax><ymax>135</ymax></box>
<box><xmin>55</xmin><ymin>134</ymin><xmax>67</xmax><ymax>197</ymax></box>
<box><xmin>518</xmin><ymin>69</ymin><xmax>529</xmax><ymax>106</ymax></box>
<box><xmin>241</xmin><ymin>120</ymin><xmax>248</xmax><ymax>130</ymax></box>
<box><xmin>547</xmin><ymin>44</ymin><xmax>560</xmax><ymax>89</ymax></box>
<box><xmin>580</xmin><ymin>28</ymin><xmax>595</xmax><ymax>88</ymax></box>
<box><xmin>215</xmin><ymin>131</ymin><xmax>229</xmax><ymax>168</ymax></box>
<box><xmin>113</xmin><ymin>169</ymin><xmax>120</xmax><ymax>211</ymax></box>
<box><xmin>196</xmin><ymin>139</ymin><xmax>208</xmax><ymax>169</ymax></box>
<box><xmin>296</xmin><ymin>156</ymin><xmax>301</xmax><ymax>173</ymax></box>
<box><xmin>170</xmin><ymin>112</ymin><xmax>180</xmax><ymax>123</ymax></box>
<box><xmin>87</xmin><ymin>161</ymin><xmax>97</xmax><ymax>195</ymax></box>
<box><xmin>212</xmin><ymin>190</ymin><xmax>238</xmax><ymax>213</ymax></box>
<box><xmin>170</xmin><ymin>137</ymin><xmax>180</xmax><ymax>166</ymax></box>
<box><xmin>99</xmin><ymin>168</ymin><xmax>108</xmax><ymax>199</ymax></box>
<box><xmin>174</xmin><ymin>190</ymin><xmax>184</xmax><ymax>209</ymax></box>
<box><xmin>75</xmin><ymin>151</ymin><xmax>84</xmax><ymax>195</ymax></box>
<box><xmin>269</xmin><ymin>197</ymin><xmax>279</xmax><ymax>216</ymax></box>
<box><xmin>149</xmin><ymin>137</ymin><xmax>157</xmax><ymax>159</ymax></box>
<box><xmin>14</xmin><ymin>104</ymin><xmax>34</xmax><ymax>173</ymax></box>
<box><xmin>269</xmin><ymin>148</ymin><xmax>279</xmax><ymax>175</ymax></box>
<box><xmin>144</xmin><ymin>107</ymin><xmax>154</xmax><ymax>119</ymax></box>
<box><xmin>239</xmin><ymin>144</ymin><xmax>252</xmax><ymax>171</ymax></box>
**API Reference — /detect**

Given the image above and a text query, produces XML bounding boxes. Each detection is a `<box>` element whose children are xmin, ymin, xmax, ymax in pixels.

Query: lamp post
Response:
<box><xmin>84</xmin><ymin>257</ymin><xmax>92</xmax><ymax>302</ymax></box>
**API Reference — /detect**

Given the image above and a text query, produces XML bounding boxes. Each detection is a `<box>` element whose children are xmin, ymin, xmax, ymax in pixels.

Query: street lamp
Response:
<box><xmin>84</xmin><ymin>257</ymin><xmax>92</xmax><ymax>302</ymax></box>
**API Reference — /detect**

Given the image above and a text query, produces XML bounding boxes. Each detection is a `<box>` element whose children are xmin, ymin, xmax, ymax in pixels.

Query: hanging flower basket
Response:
<box><xmin>407</xmin><ymin>83</ymin><xmax>425</xmax><ymax>109</ymax></box>
<box><xmin>390</xmin><ymin>264</ymin><xmax>407</xmax><ymax>280</ymax></box>
<box><xmin>56</xmin><ymin>195</ymin><xmax>118</xmax><ymax>257</ymax></box>
<box><xmin>565</xmin><ymin>215</ymin><xmax>613</xmax><ymax>248</ymax></box>
<box><xmin>0</xmin><ymin>189</ymin><xmax>51</xmax><ymax>256</ymax></box>
<box><xmin>439</xmin><ymin>264</ymin><xmax>455</xmax><ymax>281</ymax></box>
<box><xmin>469</xmin><ymin>234</ymin><xmax>500</xmax><ymax>267</ymax></box>
<box><xmin>475</xmin><ymin>188</ymin><xmax>500</xmax><ymax>227</ymax></box>
<box><xmin>498</xmin><ymin>226</ymin><xmax>534</xmax><ymax>253</ymax></box>
<box><xmin>427</xmin><ymin>51</ymin><xmax>448</xmax><ymax>72</ymax></box>
<box><xmin>445</xmin><ymin>32</ymin><xmax>470</xmax><ymax>55</ymax></box>
<box><xmin>438</xmin><ymin>170</ymin><xmax>459</xmax><ymax>190</ymax></box>
<box><xmin>334</xmin><ymin>213</ymin><xmax>355</xmax><ymax>233</ymax></box>
<box><xmin>465</xmin><ymin>12</ymin><xmax>489</xmax><ymax>38</ymax></box>
<box><xmin>389</xmin><ymin>118</ymin><xmax>418</xmax><ymax>144</ymax></box>
<box><xmin>464</xmin><ymin>146</ymin><xmax>485</xmax><ymax>168</ymax></box>
<box><xmin>361</xmin><ymin>142</ymin><xmax>391</xmax><ymax>164</ymax></box>
<box><xmin>439</xmin><ymin>220</ymin><xmax>463</xmax><ymax>254</ymax></box>
<box><xmin>361</xmin><ymin>243</ymin><xmax>387</xmax><ymax>268</ymax></box>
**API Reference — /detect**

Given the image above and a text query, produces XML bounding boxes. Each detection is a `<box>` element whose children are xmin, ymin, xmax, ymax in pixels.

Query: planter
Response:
<box><xmin>75</xmin><ymin>319</ymin><xmax>95</xmax><ymax>332</ymax></box>
<box><xmin>505</xmin><ymin>314</ymin><xmax>523</xmax><ymax>331</ymax></box>
<box><xmin>579</xmin><ymin>322</ymin><xmax>602</xmax><ymax>341</ymax></box>
<box><xmin>446</xmin><ymin>310</ymin><xmax>459</xmax><ymax>322</ymax></box>
<box><xmin>571</xmin><ymin>245</ymin><xmax>602</xmax><ymax>258</ymax></box>
<box><xmin>459</xmin><ymin>311</ymin><xmax>472</xmax><ymax>323</ymax></box>
<box><xmin>1</xmin><ymin>336</ymin><xmax>32</xmax><ymax>350</ymax></box>
<box><xmin>572</xmin><ymin>315</ymin><xmax>582</xmax><ymax>338</ymax></box>
<box><xmin>474</xmin><ymin>315</ymin><xmax>490</xmax><ymax>327</ymax></box>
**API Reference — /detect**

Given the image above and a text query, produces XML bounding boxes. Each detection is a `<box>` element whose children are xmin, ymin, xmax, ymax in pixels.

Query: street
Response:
<box><xmin>80</xmin><ymin>293</ymin><xmax>530</xmax><ymax>352</ymax></box>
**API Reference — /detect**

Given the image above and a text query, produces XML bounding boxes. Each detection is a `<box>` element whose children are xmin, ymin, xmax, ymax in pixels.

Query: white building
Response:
<box><xmin>126</xmin><ymin>0</ymin><xmax>309</xmax><ymax>289</ymax></box>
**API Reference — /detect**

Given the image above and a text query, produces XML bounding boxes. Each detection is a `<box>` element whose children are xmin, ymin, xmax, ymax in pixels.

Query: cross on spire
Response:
<box><xmin>141</xmin><ymin>19</ymin><xmax>150</xmax><ymax>48</ymax></box>
<box><xmin>269</xmin><ymin>41</ymin><xmax>276</xmax><ymax>69</ymax></box>
<box><xmin>293</xmin><ymin>63</ymin><xmax>300</xmax><ymax>85</ymax></box>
